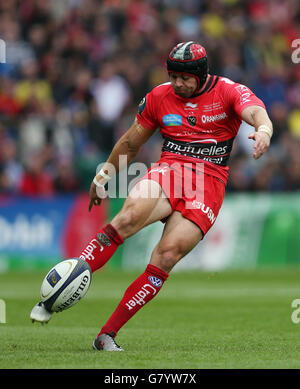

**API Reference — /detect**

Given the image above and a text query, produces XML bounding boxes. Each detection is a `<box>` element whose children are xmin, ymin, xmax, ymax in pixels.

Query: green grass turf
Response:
<box><xmin>1</xmin><ymin>267</ymin><xmax>300</xmax><ymax>369</ymax></box>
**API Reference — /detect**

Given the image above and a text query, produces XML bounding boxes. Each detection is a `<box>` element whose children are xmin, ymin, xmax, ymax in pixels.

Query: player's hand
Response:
<box><xmin>248</xmin><ymin>131</ymin><xmax>270</xmax><ymax>160</ymax></box>
<box><xmin>88</xmin><ymin>181</ymin><xmax>106</xmax><ymax>212</ymax></box>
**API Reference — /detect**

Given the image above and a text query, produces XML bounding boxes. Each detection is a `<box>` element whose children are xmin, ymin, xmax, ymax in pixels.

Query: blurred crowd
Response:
<box><xmin>0</xmin><ymin>0</ymin><xmax>299</xmax><ymax>197</ymax></box>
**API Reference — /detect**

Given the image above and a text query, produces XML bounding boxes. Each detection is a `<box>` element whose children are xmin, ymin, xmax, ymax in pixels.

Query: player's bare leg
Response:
<box><xmin>149</xmin><ymin>210</ymin><xmax>203</xmax><ymax>273</ymax></box>
<box><xmin>110</xmin><ymin>179</ymin><xmax>172</xmax><ymax>239</ymax></box>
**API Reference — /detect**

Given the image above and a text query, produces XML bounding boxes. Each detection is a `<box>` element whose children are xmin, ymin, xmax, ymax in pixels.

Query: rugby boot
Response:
<box><xmin>92</xmin><ymin>332</ymin><xmax>123</xmax><ymax>351</ymax></box>
<box><xmin>30</xmin><ymin>301</ymin><xmax>53</xmax><ymax>324</ymax></box>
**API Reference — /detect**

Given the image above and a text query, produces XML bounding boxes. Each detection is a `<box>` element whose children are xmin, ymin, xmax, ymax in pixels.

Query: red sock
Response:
<box><xmin>79</xmin><ymin>224</ymin><xmax>124</xmax><ymax>273</ymax></box>
<box><xmin>99</xmin><ymin>264</ymin><xmax>169</xmax><ymax>337</ymax></box>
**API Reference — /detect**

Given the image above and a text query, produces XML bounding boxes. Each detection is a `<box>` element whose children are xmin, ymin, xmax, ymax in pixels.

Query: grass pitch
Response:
<box><xmin>1</xmin><ymin>267</ymin><xmax>300</xmax><ymax>369</ymax></box>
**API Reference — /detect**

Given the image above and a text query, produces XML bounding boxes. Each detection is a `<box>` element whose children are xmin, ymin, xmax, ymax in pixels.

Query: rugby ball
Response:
<box><xmin>40</xmin><ymin>258</ymin><xmax>92</xmax><ymax>313</ymax></box>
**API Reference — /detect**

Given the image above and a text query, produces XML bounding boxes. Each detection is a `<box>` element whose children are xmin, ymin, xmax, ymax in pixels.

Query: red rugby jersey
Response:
<box><xmin>136</xmin><ymin>75</ymin><xmax>265</xmax><ymax>184</ymax></box>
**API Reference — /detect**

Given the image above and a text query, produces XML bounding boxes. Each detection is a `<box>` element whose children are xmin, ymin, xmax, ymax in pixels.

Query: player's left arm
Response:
<box><xmin>241</xmin><ymin>105</ymin><xmax>273</xmax><ymax>160</ymax></box>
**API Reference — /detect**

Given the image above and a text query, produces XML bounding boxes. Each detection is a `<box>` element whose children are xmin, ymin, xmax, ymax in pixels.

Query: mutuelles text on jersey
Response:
<box><xmin>136</xmin><ymin>76</ymin><xmax>265</xmax><ymax>185</ymax></box>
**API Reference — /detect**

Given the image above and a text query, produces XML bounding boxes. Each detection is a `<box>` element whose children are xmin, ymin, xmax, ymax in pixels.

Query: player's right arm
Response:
<box><xmin>89</xmin><ymin>118</ymin><xmax>156</xmax><ymax>211</ymax></box>
<box><xmin>221</xmin><ymin>78</ymin><xmax>273</xmax><ymax>160</ymax></box>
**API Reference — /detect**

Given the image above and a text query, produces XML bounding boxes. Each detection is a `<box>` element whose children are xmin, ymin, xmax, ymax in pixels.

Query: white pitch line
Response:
<box><xmin>1</xmin><ymin>287</ymin><xmax>300</xmax><ymax>300</ymax></box>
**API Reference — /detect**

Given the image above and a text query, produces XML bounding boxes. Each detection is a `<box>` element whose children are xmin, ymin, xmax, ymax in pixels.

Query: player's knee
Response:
<box><xmin>155</xmin><ymin>242</ymin><xmax>184</xmax><ymax>272</ymax></box>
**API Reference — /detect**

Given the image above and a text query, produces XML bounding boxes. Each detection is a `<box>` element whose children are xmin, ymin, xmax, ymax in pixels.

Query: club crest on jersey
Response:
<box><xmin>187</xmin><ymin>116</ymin><xmax>197</xmax><ymax>126</ymax></box>
<box><xmin>163</xmin><ymin>114</ymin><xmax>182</xmax><ymax>126</ymax></box>
<box><xmin>148</xmin><ymin>276</ymin><xmax>163</xmax><ymax>288</ymax></box>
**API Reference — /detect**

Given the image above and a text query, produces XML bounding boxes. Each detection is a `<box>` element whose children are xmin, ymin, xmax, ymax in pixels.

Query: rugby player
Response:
<box><xmin>32</xmin><ymin>42</ymin><xmax>273</xmax><ymax>351</ymax></box>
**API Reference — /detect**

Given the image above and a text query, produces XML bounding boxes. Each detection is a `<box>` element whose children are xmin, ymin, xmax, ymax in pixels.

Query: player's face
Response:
<box><xmin>169</xmin><ymin>73</ymin><xmax>198</xmax><ymax>98</ymax></box>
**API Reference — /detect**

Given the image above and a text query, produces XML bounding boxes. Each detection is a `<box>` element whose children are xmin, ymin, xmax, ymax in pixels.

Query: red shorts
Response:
<box><xmin>141</xmin><ymin>158</ymin><xmax>226</xmax><ymax>236</ymax></box>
